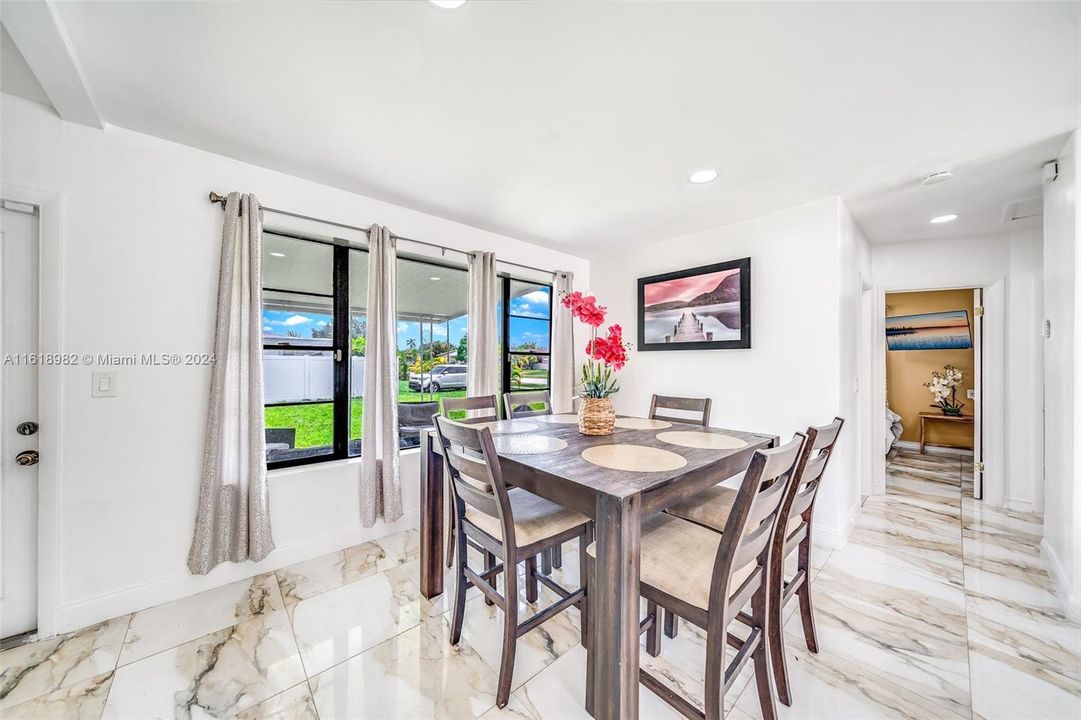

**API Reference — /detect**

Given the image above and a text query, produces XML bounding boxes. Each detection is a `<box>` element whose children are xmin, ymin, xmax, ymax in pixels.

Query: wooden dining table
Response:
<box><xmin>418</xmin><ymin>415</ymin><xmax>776</xmax><ymax>720</ymax></box>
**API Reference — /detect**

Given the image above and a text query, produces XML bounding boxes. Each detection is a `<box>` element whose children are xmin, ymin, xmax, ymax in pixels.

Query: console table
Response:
<box><xmin>918</xmin><ymin>412</ymin><xmax>974</xmax><ymax>453</ymax></box>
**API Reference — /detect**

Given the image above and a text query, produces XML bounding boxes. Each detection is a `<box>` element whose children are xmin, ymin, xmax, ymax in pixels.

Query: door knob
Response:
<box><xmin>17</xmin><ymin>421</ymin><xmax>38</xmax><ymax>436</ymax></box>
<box><xmin>15</xmin><ymin>450</ymin><xmax>38</xmax><ymax>466</ymax></box>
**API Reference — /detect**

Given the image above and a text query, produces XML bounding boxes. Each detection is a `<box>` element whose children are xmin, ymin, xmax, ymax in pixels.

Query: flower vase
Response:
<box><xmin>942</xmin><ymin>406</ymin><xmax>962</xmax><ymax>417</ymax></box>
<box><xmin>579</xmin><ymin>397</ymin><xmax>616</xmax><ymax>436</ymax></box>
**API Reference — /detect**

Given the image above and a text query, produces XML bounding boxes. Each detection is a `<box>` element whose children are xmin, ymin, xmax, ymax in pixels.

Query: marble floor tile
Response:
<box><xmin>276</xmin><ymin>540</ymin><xmax>387</xmax><ymax>610</ymax></box>
<box><xmin>888</xmin><ymin>452</ymin><xmax>960</xmax><ymax>474</ymax></box>
<box><xmin>962</xmin><ymin>498</ymin><xmax>1044</xmax><ymax>547</ymax></box>
<box><xmin>0</xmin><ymin>615</ymin><xmax>129</xmax><ymax>710</ymax></box>
<box><xmin>377</xmin><ymin>528</ymin><xmax>421</xmax><ymax>570</ymax></box>
<box><xmin>1</xmin><ymin>671</ymin><xmax>112</xmax><ymax>720</ymax></box>
<box><xmin>119</xmin><ymin>572</ymin><xmax>283</xmax><ymax>666</ymax></box>
<box><xmin>290</xmin><ymin>563</ymin><xmax>432</xmax><ymax>676</ymax></box>
<box><xmin>102</xmin><ymin>609</ymin><xmax>304</xmax><ymax>719</ymax></box>
<box><xmin>309</xmin><ymin>615</ymin><xmax>499</xmax><ymax>720</ymax></box>
<box><xmin>842</xmin><ymin>512</ymin><xmax>964</xmax><ymax>587</ymax></box>
<box><xmin>234</xmin><ymin>680</ymin><xmax>319</xmax><ymax>720</ymax></box>
<box><xmin>886</xmin><ymin>467</ymin><xmax>963</xmax><ymax>500</ymax></box>
<box><xmin>860</xmin><ymin>494</ymin><xmax>963</xmax><ymax>538</ymax></box>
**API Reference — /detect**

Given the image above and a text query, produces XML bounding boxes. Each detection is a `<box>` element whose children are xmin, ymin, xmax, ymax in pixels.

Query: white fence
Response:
<box><xmin>264</xmin><ymin>355</ymin><xmax>366</xmax><ymax>403</ymax></box>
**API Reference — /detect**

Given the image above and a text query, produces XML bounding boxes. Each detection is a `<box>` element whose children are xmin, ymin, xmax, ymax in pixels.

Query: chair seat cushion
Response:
<box><xmin>587</xmin><ymin>513</ymin><xmax>756</xmax><ymax>612</ymax></box>
<box><xmin>465</xmin><ymin>488</ymin><xmax>589</xmax><ymax>547</ymax></box>
<box><xmin>666</xmin><ymin>486</ymin><xmax>802</xmax><ymax>538</ymax></box>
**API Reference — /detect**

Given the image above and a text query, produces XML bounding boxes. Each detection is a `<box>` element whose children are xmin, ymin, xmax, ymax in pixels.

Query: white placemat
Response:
<box><xmin>493</xmin><ymin>434</ymin><xmax>569</xmax><ymax>455</ymax></box>
<box><xmin>656</xmin><ymin>431</ymin><xmax>748</xmax><ymax>450</ymax></box>
<box><xmin>475</xmin><ymin>419</ymin><xmax>539</xmax><ymax>434</ymax></box>
<box><xmin>580</xmin><ymin>444</ymin><xmax>687</xmax><ymax>472</ymax></box>
<box><xmin>536</xmin><ymin>414</ymin><xmax>580</xmax><ymax>424</ymax></box>
<box><xmin>613</xmin><ymin>417</ymin><xmax>672</xmax><ymax>430</ymax></box>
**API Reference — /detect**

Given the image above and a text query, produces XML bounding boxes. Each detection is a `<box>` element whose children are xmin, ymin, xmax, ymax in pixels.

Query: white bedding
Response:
<box><xmin>886</xmin><ymin>407</ymin><xmax>903</xmax><ymax>453</ymax></box>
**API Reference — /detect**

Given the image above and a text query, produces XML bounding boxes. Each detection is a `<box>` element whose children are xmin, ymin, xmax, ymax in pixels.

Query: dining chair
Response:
<box><xmin>441</xmin><ymin>394</ymin><xmax>500</xmax><ymax>567</ymax></box>
<box><xmin>433</xmin><ymin>415</ymin><xmax>591</xmax><ymax>708</ymax></box>
<box><xmin>649</xmin><ymin>394</ymin><xmax>712</xmax><ymax>426</ymax></box>
<box><xmin>503</xmin><ymin>390</ymin><xmax>553</xmax><ymax>418</ymax></box>
<box><xmin>664</xmin><ymin>418</ymin><xmax>844</xmax><ymax>706</ymax></box>
<box><xmin>585</xmin><ymin>434</ymin><xmax>806</xmax><ymax>720</ymax></box>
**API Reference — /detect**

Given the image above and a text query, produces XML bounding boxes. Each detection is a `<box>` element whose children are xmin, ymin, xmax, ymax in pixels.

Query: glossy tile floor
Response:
<box><xmin>2</xmin><ymin>451</ymin><xmax>1078</xmax><ymax>719</ymax></box>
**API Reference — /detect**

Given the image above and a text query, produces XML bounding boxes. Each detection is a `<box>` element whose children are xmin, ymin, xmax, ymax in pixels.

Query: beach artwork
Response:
<box><xmin>637</xmin><ymin>257</ymin><xmax>751</xmax><ymax>351</ymax></box>
<box><xmin>886</xmin><ymin>310</ymin><xmax>972</xmax><ymax>351</ymax></box>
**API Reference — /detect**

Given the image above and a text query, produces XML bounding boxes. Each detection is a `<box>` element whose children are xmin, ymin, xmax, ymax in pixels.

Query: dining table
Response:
<box><xmin>418</xmin><ymin>414</ymin><xmax>776</xmax><ymax>720</ymax></box>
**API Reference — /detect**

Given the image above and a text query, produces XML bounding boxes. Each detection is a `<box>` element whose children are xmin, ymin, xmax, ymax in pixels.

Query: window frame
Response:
<box><xmin>263</xmin><ymin>235</ymin><xmax>354</xmax><ymax>470</ymax></box>
<box><xmin>500</xmin><ymin>276</ymin><xmax>554</xmax><ymax>396</ymax></box>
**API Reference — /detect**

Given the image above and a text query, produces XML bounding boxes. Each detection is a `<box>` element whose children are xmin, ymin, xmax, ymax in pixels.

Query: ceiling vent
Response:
<box><xmin>1001</xmin><ymin>197</ymin><xmax>1043</xmax><ymax>223</ymax></box>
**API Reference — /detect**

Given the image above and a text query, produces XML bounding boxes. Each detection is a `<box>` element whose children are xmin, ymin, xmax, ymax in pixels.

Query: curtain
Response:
<box><xmin>550</xmin><ymin>271</ymin><xmax>576</xmax><ymax>413</ymax></box>
<box><xmin>466</xmin><ymin>251</ymin><xmax>499</xmax><ymax>403</ymax></box>
<box><xmin>361</xmin><ymin>225</ymin><xmax>402</xmax><ymax>526</ymax></box>
<box><xmin>189</xmin><ymin>192</ymin><xmax>273</xmax><ymax>574</ymax></box>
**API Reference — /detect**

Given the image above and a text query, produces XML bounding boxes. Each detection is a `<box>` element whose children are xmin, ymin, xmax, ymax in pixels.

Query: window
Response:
<box><xmin>262</xmin><ymin>232</ymin><xmax>359</xmax><ymax>467</ymax></box>
<box><xmin>501</xmin><ymin>278</ymin><xmax>552</xmax><ymax>395</ymax></box>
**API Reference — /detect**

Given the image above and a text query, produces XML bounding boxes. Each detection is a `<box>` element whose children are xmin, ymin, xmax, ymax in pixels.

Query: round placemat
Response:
<box><xmin>536</xmin><ymin>414</ymin><xmax>580</xmax><ymax>424</ymax></box>
<box><xmin>493</xmin><ymin>434</ymin><xmax>569</xmax><ymax>455</ymax></box>
<box><xmin>476</xmin><ymin>419</ymin><xmax>539</xmax><ymax>434</ymax></box>
<box><xmin>581</xmin><ymin>444</ymin><xmax>687</xmax><ymax>472</ymax></box>
<box><xmin>656</xmin><ymin>431</ymin><xmax>748</xmax><ymax>450</ymax></box>
<box><xmin>613</xmin><ymin>417</ymin><xmax>672</xmax><ymax>430</ymax></box>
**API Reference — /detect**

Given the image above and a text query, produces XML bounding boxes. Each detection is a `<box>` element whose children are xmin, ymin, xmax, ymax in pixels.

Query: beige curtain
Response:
<box><xmin>189</xmin><ymin>192</ymin><xmax>274</xmax><ymax>575</ymax></box>
<box><xmin>466</xmin><ymin>251</ymin><xmax>499</xmax><ymax>403</ymax></box>
<box><xmin>550</xmin><ymin>271</ymin><xmax>576</xmax><ymax>413</ymax></box>
<box><xmin>361</xmin><ymin>225</ymin><xmax>402</xmax><ymax>526</ymax></box>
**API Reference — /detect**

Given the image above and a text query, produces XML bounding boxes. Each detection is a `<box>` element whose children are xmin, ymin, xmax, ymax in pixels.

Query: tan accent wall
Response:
<box><xmin>886</xmin><ymin>289</ymin><xmax>976</xmax><ymax>447</ymax></box>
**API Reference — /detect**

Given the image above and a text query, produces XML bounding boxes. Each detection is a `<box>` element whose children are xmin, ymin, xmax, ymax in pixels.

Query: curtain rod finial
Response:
<box><xmin>208</xmin><ymin>191</ymin><xmax>227</xmax><ymax>206</ymax></box>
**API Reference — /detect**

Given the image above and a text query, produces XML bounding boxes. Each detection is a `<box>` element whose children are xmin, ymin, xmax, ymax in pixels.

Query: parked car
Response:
<box><xmin>408</xmin><ymin>364</ymin><xmax>467</xmax><ymax>392</ymax></box>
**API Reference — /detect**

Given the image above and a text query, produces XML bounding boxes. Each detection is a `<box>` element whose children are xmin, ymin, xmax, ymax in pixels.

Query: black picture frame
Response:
<box><xmin>637</xmin><ymin>257</ymin><xmax>751</xmax><ymax>351</ymax></box>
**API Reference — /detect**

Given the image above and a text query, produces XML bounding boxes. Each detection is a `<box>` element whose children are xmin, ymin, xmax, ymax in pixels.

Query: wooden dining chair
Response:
<box><xmin>503</xmin><ymin>390</ymin><xmax>553</xmax><ymax>418</ymax></box>
<box><xmin>441</xmin><ymin>395</ymin><xmax>500</xmax><ymax>567</ymax></box>
<box><xmin>433</xmin><ymin>416</ymin><xmax>591</xmax><ymax>708</ymax></box>
<box><xmin>649</xmin><ymin>394</ymin><xmax>712</xmax><ymax>426</ymax></box>
<box><xmin>585</xmin><ymin>435</ymin><xmax>806</xmax><ymax>720</ymax></box>
<box><xmin>664</xmin><ymin>418</ymin><xmax>844</xmax><ymax>706</ymax></box>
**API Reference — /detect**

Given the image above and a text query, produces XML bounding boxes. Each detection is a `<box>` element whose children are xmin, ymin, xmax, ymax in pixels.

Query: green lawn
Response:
<box><xmin>265</xmin><ymin>381</ymin><xmax>466</xmax><ymax>448</ymax></box>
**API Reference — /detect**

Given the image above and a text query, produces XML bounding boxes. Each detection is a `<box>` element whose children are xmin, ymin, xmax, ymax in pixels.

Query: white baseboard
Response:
<box><xmin>813</xmin><ymin>499</ymin><xmax>861</xmax><ymax>551</ymax></box>
<box><xmin>892</xmin><ymin>440</ymin><xmax>973</xmax><ymax>458</ymax></box>
<box><xmin>1040</xmin><ymin>537</ymin><xmax>1081</xmax><ymax>624</ymax></box>
<box><xmin>56</xmin><ymin>510</ymin><xmax>419</xmax><ymax>634</ymax></box>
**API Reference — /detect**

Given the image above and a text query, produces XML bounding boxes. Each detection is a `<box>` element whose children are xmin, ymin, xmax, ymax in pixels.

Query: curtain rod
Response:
<box><xmin>208</xmin><ymin>191</ymin><xmax>558</xmax><ymax>278</ymax></box>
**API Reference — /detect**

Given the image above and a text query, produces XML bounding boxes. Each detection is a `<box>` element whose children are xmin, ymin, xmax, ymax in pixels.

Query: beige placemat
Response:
<box><xmin>581</xmin><ymin>444</ymin><xmax>687</xmax><ymax>472</ymax></box>
<box><xmin>476</xmin><ymin>419</ymin><xmax>539</xmax><ymax>434</ymax></box>
<box><xmin>613</xmin><ymin>417</ymin><xmax>672</xmax><ymax>430</ymax></box>
<box><xmin>493</xmin><ymin>434</ymin><xmax>569</xmax><ymax>455</ymax></box>
<box><xmin>536</xmin><ymin>414</ymin><xmax>580</xmax><ymax>424</ymax></box>
<box><xmin>656</xmin><ymin>431</ymin><xmax>748</xmax><ymax>450</ymax></box>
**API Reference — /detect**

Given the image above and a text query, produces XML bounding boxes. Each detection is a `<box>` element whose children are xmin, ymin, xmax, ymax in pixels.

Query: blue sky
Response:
<box><xmin>263</xmin><ymin>287</ymin><xmax>551</xmax><ymax>352</ymax></box>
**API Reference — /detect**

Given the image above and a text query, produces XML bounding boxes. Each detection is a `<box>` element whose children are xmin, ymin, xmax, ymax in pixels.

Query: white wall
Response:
<box><xmin>1041</xmin><ymin>129</ymin><xmax>1080</xmax><ymax>622</ymax></box>
<box><xmin>870</xmin><ymin>228</ymin><xmax>1045</xmax><ymax>511</ymax></box>
<box><xmin>587</xmin><ymin>196</ymin><xmax>869</xmax><ymax>548</ymax></box>
<box><xmin>0</xmin><ymin>94</ymin><xmax>591</xmax><ymax>633</ymax></box>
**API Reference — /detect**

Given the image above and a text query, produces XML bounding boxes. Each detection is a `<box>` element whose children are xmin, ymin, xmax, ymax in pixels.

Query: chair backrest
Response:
<box><xmin>441</xmin><ymin>394</ymin><xmax>500</xmax><ymax>424</ymax></box>
<box><xmin>433</xmin><ymin>415</ymin><xmax>516</xmax><ymax>547</ymax></box>
<box><xmin>782</xmin><ymin>417</ymin><xmax>844</xmax><ymax>541</ymax></box>
<box><xmin>707</xmin><ymin>434</ymin><xmax>806</xmax><ymax>623</ymax></box>
<box><xmin>649</xmin><ymin>394</ymin><xmax>712</xmax><ymax>426</ymax></box>
<box><xmin>503</xmin><ymin>390</ymin><xmax>553</xmax><ymax>419</ymax></box>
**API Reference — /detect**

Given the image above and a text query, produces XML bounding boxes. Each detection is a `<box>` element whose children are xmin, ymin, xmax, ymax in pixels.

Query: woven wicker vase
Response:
<box><xmin>579</xmin><ymin>396</ymin><xmax>616</xmax><ymax>436</ymax></box>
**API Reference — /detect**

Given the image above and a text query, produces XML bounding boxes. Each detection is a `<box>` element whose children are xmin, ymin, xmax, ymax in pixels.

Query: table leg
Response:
<box><xmin>591</xmin><ymin>493</ymin><xmax>641</xmax><ymax>719</ymax></box>
<box><xmin>419</xmin><ymin>431</ymin><xmax>444</xmax><ymax>599</ymax></box>
<box><xmin>919</xmin><ymin>417</ymin><xmax>925</xmax><ymax>454</ymax></box>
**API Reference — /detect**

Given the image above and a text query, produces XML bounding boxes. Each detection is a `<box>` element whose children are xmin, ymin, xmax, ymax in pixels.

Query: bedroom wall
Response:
<box><xmin>885</xmin><ymin>289</ymin><xmax>976</xmax><ymax>447</ymax></box>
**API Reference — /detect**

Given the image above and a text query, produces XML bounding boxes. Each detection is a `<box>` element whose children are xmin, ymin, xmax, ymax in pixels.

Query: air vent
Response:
<box><xmin>1001</xmin><ymin>197</ymin><xmax>1042</xmax><ymax>223</ymax></box>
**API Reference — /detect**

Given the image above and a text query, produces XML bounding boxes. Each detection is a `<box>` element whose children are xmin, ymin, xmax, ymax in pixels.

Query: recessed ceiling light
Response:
<box><xmin>270</xmin><ymin>252</ymin><xmax>286</xmax><ymax>257</ymax></box>
<box><xmin>688</xmin><ymin>168</ymin><xmax>718</xmax><ymax>184</ymax></box>
<box><xmin>430</xmin><ymin>276</ymin><xmax>441</xmax><ymax>281</ymax></box>
<box><xmin>921</xmin><ymin>170</ymin><xmax>953</xmax><ymax>186</ymax></box>
<box><xmin>930</xmin><ymin>214</ymin><xmax>959</xmax><ymax>224</ymax></box>
<box><xmin>430</xmin><ymin>0</ymin><xmax>466</xmax><ymax>8</ymax></box>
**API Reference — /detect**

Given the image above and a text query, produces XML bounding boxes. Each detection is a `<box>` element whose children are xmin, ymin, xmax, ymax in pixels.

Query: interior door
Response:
<box><xmin>972</xmin><ymin>288</ymin><xmax>983</xmax><ymax>500</ymax></box>
<box><xmin>1</xmin><ymin>202</ymin><xmax>40</xmax><ymax>639</ymax></box>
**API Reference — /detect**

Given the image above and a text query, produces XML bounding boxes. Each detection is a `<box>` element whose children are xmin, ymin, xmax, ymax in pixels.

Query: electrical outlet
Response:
<box><xmin>966</xmin><ymin>389</ymin><xmax>975</xmax><ymax>400</ymax></box>
<box><xmin>92</xmin><ymin>371</ymin><xmax>118</xmax><ymax>398</ymax></box>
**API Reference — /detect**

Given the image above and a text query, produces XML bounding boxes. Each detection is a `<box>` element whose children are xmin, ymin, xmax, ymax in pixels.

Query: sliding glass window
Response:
<box><xmin>502</xmin><ymin>278</ymin><xmax>552</xmax><ymax>394</ymax></box>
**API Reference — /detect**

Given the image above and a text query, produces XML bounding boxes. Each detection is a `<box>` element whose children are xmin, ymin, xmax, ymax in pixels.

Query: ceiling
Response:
<box><xmin>7</xmin><ymin>1</ymin><xmax>1081</xmax><ymax>248</ymax></box>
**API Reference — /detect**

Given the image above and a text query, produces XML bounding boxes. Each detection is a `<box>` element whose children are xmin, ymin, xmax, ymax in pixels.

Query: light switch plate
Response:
<box><xmin>966</xmin><ymin>389</ymin><xmax>975</xmax><ymax>400</ymax></box>
<box><xmin>91</xmin><ymin>371</ymin><xmax>118</xmax><ymax>398</ymax></box>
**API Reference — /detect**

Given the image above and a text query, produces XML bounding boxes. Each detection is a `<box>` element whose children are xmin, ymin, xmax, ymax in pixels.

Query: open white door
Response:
<box><xmin>972</xmin><ymin>288</ymin><xmax>984</xmax><ymax>500</ymax></box>
<box><xmin>0</xmin><ymin>202</ymin><xmax>40</xmax><ymax>639</ymax></box>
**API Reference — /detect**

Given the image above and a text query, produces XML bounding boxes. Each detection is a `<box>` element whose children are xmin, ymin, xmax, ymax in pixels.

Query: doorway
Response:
<box><xmin>1</xmin><ymin>200</ymin><xmax>40</xmax><ymax>640</ymax></box>
<box><xmin>883</xmin><ymin>287</ymin><xmax>982</xmax><ymax>499</ymax></box>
